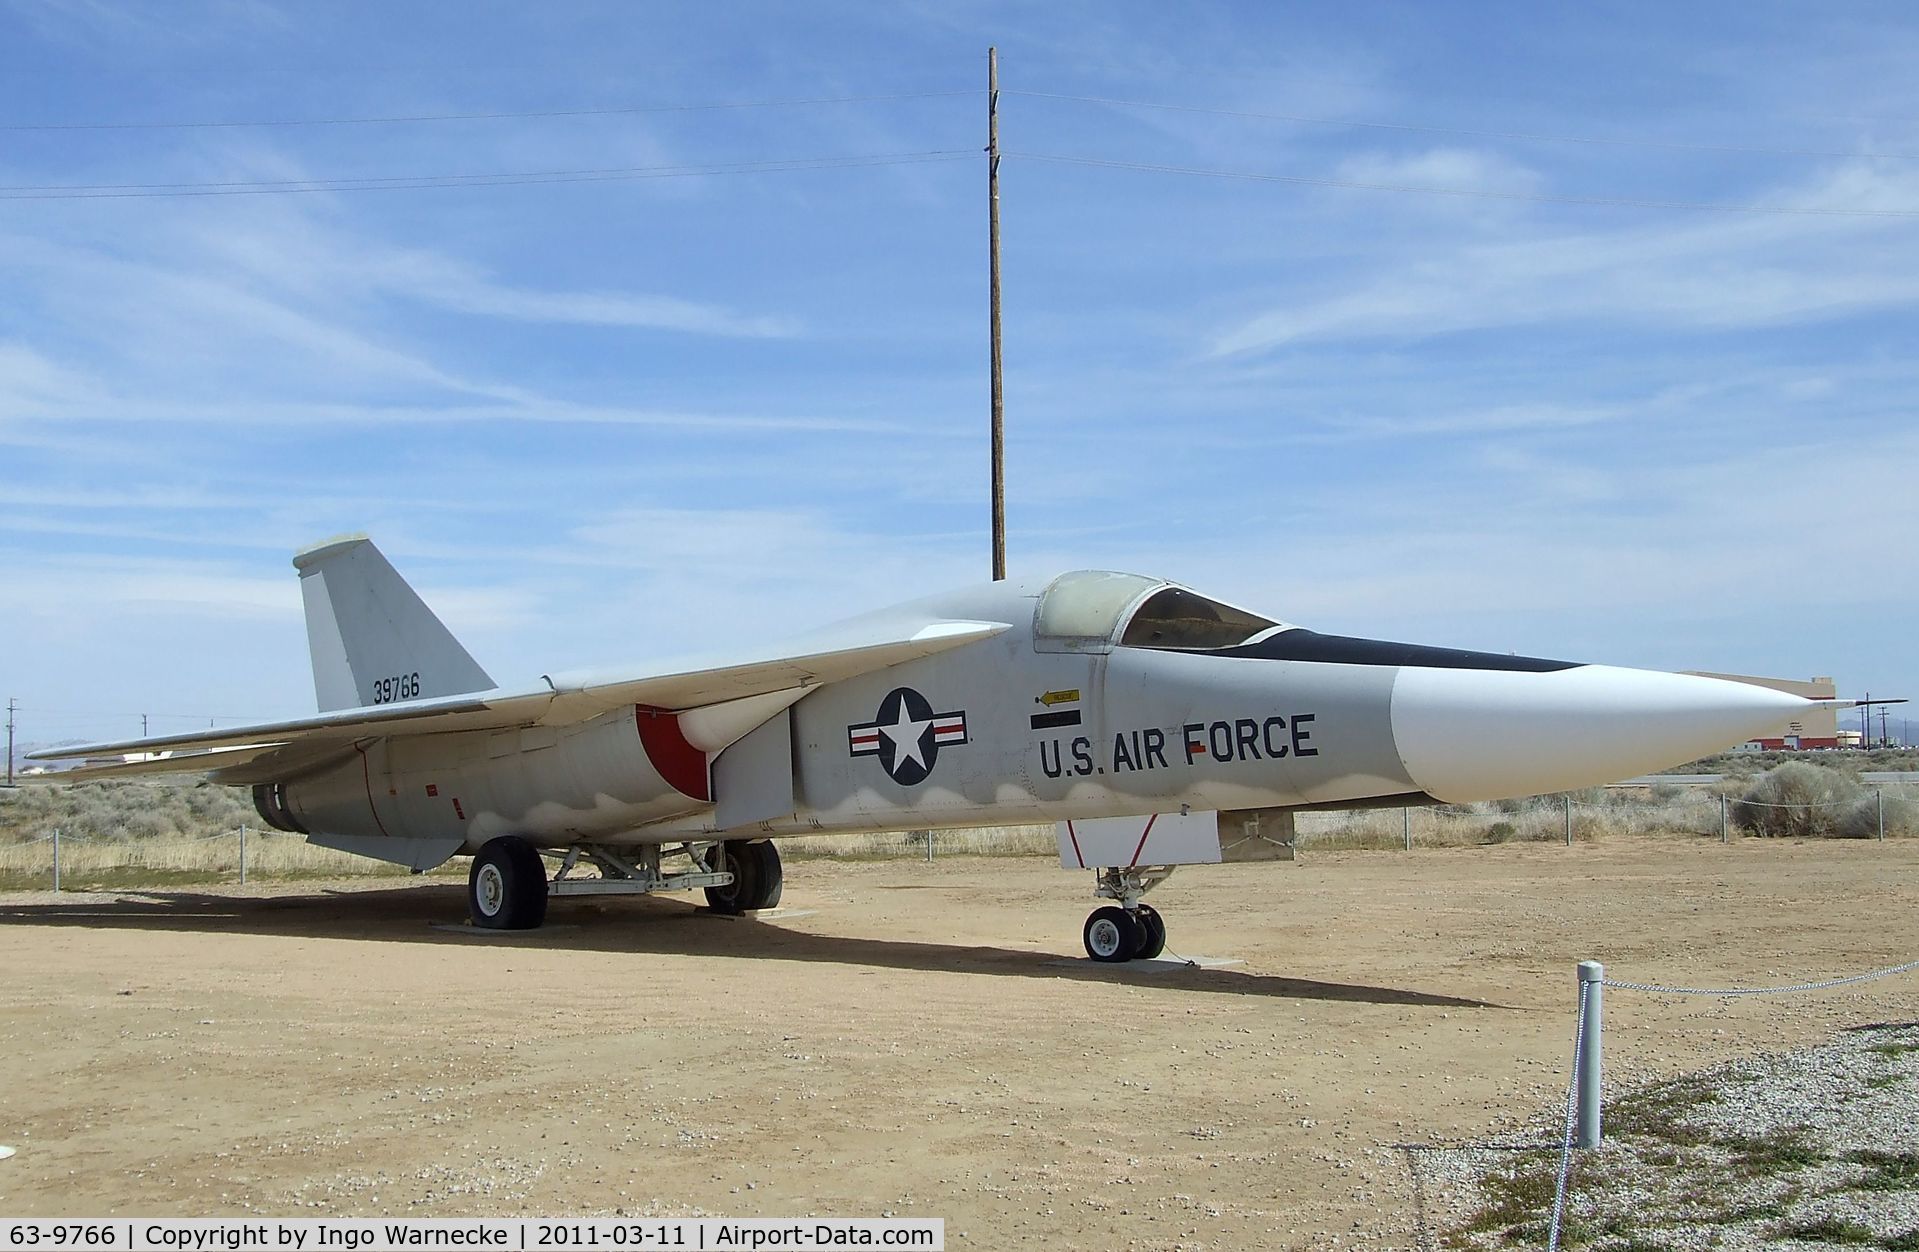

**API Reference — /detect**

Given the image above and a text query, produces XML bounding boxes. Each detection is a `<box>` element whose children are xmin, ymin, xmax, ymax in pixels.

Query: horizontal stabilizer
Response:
<box><xmin>37</xmin><ymin>745</ymin><xmax>283</xmax><ymax>784</ymax></box>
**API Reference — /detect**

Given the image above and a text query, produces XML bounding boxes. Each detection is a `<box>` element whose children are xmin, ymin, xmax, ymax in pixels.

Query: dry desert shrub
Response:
<box><xmin>1</xmin><ymin>779</ymin><xmax>254</xmax><ymax>843</ymax></box>
<box><xmin>1836</xmin><ymin>791</ymin><xmax>1916</xmax><ymax>840</ymax></box>
<box><xmin>1732</xmin><ymin>762</ymin><xmax>1870</xmax><ymax>838</ymax></box>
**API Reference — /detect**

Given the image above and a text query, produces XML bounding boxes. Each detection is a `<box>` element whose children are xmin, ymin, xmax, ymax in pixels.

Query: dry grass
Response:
<box><xmin>1295</xmin><ymin>788</ymin><xmax>1730</xmax><ymax>851</ymax></box>
<box><xmin>778</xmin><ymin>824</ymin><xmax>1056</xmax><ymax>860</ymax></box>
<box><xmin>0</xmin><ymin>827</ymin><xmax>428</xmax><ymax>890</ymax></box>
<box><xmin>3</xmin><ymin>774</ymin><xmax>1911</xmax><ymax>891</ymax></box>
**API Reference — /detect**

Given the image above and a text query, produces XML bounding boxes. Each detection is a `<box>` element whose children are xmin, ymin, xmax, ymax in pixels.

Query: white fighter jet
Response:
<box><xmin>30</xmin><ymin>536</ymin><xmax>1828</xmax><ymax>961</ymax></box>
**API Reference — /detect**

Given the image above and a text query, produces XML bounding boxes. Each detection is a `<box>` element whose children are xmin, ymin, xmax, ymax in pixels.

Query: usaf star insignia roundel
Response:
<box><xmin>847</xmin><ymin>686</ymin><xmax>969</xmax><ymax>786</ymax></box>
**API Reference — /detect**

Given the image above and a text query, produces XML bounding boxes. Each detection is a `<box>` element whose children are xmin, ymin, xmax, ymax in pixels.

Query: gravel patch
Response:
<box><xmin>1410</xmin><ymin>1021</ymin><xmax>1919</xmax><ymax>1250</ymax></box>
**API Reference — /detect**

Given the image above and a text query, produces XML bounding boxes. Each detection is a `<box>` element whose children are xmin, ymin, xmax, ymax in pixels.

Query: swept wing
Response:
<box><xmin>28</xmin><ymin>619</ymin><xmax>1008</xmax><ymax>781</ymax></box>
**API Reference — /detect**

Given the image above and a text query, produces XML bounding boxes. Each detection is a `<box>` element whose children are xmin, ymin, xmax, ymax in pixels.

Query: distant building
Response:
<box><xmin>1686</xmin><ymin>672</ymin><xmax>1839</xmax><ymax>749</ymax></box>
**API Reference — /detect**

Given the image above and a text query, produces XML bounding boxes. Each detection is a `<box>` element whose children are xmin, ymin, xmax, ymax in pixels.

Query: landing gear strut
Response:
<box><xmin>1080</xmin><ymin>865</ymin><xmax>1174</xmax><ymax>962</ymax></box>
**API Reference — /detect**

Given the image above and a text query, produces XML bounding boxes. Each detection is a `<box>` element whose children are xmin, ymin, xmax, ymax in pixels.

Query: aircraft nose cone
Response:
<box><xmin>1390</xmin><ymin>664</ymin><xmax>1815</xmax><ymax>804</ymax></box>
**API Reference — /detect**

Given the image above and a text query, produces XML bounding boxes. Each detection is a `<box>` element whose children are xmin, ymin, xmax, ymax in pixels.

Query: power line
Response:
<box><xmin>0</xmin><ymin>89</ymin><xmax>980</xmax><ymax>133</ymax></box>
<box><xmin>0</xmin><ymin>150</ymin><xmax>977</xmax><ymax>201</ymax></box>
<box><xmin>1008</xmin><ymin>89</ymin><xmax>1919</xmax><ymax>163</ymax></box>
<box><xmin>1012</xmin><ymin>150</ymin><xmax>1919</xmax><ymax>218</ymax></box>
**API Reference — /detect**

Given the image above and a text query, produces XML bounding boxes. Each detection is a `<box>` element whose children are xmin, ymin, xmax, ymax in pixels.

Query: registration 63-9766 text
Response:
<box><xmin>371</xmin><ymin>673</ymin><xmax>421</xmax><ymax>704</ymax></box>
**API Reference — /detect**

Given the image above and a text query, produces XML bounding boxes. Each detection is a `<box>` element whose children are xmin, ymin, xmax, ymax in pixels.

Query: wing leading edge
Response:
<box><xmin>27</xmin><ymin>619</ymin><xmax>1010</xmax><ymax>778</ymax></box>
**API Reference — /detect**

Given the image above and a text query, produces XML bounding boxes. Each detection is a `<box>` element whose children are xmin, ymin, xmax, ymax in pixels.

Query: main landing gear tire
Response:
<box><xmin>703</xmin><ymin>839</ymin><xmax>784</xmax><ymax>914</ymax></box>
<box><xmin>469</xmin><ymin>836</ymin><xmax>549</xmax><ymax>930</ymax></box>
<box><xmin>1083</xmin><ymin>906</ymin><xmax>1144</xmax><ymax>963</ymax></box>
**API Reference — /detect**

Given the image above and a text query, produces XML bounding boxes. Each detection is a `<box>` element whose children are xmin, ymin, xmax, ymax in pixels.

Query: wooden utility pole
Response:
<box><xmin>987</xmin><ymin>46</ymin><xmax>1006</xmax><ymax>581</ymax></box>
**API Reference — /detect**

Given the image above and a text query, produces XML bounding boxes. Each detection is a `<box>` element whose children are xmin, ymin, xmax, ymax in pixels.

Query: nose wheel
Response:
<box><xmin>1133</xmin><ymin>904</ymin><xmax>1166</xmax><ymax>960</ymax></box>
<box><xmin>1081</xmin><ymin>864</ymin><xmax>1175</xmax><ymax>962</ymax></box>
<box><xmin>1083</xmin><ymin>906</ymin><xmax>1138</xmax><ymax>962</ymax></box>
<box><xmin>1082</xmin><ymin>903</ymin><xmax>1167</xmax><ymax>962</ymax></box>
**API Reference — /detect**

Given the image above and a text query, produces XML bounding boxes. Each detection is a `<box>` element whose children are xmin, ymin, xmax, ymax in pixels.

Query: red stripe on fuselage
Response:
<box><xmin>358</xmin><ymin>745</ymin><xmax>394</xmax><ymax>839</ymax></box>
<box><xmin>636</xmin><ymin>706</ymin><xmax>712</xmax><ymax>802</ymax></box>
<box><xmin>1128</xmin><ymin>814</ymin><xmax>1159</xmax><ymax>868</ymax></box>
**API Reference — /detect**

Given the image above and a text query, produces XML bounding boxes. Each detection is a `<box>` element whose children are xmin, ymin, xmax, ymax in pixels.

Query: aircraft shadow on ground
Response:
<box><xmin>0</xmin><ymin>884</ymin><xmax>1506</xmax><ymax>1010</ymax></box>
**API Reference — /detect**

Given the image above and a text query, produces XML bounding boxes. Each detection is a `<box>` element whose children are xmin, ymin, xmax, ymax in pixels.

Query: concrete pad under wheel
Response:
<box><xmin>1045</xmin><ymin>955</ymin><xmax>1244</xmax><ymax>972</ymax></box>
<box><xmin>429</xmin><ymin>922</ymin><xmax>582</xmax><ymax>937</ymax></box>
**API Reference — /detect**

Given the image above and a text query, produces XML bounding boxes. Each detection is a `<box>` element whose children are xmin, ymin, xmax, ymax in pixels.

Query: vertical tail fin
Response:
<box><xmin>292</xmin><ymin>535</ymin><xmax>496</xmax><ymax>712</ymax></box>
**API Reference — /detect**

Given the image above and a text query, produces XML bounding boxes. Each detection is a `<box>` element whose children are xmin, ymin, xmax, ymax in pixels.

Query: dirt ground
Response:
<box><xmin>1</xmin><ymin>836</ymin><xmax>1916</xmax><ymax>1250</ymax></box>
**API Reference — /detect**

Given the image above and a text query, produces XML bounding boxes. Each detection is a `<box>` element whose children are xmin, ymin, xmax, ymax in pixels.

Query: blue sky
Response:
<box><xmin>3</xmin><ymin>1</ymin><xmax>1917</xmax><ymax>750</ymax></box>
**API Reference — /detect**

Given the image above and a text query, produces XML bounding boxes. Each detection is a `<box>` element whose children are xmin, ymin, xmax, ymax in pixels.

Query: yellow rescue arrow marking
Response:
<box><xmin>1036</xmin><ymin>689</ymin><xmax>1081</xmax><ymax>707</ymax></box>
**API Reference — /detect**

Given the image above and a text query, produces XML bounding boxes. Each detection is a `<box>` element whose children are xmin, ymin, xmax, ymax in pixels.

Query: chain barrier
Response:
<box><xmin>1721</xmin><ymin>795</ymin><xmax>1874</xmax><ymax>809</ymax></box>
<box><xmin>1544</xmin><ymin>954</ymin><xmax>1919</xmax><ymax>1249</ymax></box>
<box><xmin>1603</xmin><ymin>957</ymin><xmax>1919</xmax><ymax>997</ymax></box>
<box><xmin>7</xmin><ymin>827</ymin><xmax>255</xmax><ymax>847</ymax></box>
<box><xmin>1565</xmin><ymin>794</ymin><xmax>1870</xmax><ymax>810</ymax></box>
<box><xmin>1546</xmin><ymin>986</ymin><xmax>1589</xmax><ymax>1252</ymax></box>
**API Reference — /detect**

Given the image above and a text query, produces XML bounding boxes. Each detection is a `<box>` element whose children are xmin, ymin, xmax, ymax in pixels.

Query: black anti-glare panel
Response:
<box><xmin>1216</xmin><ymin>629</ymin><xmax>1580</xmax><ymax>673</ymax></box>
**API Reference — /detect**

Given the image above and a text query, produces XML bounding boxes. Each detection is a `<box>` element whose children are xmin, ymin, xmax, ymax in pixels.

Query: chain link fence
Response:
<box><xmin>1</xmin><ymin>783</ymin><xmax>1913</xmax><ymax>890</ymax></box>
<box><xmin>0</xmin><ymin>826</ymin><xmax>433</xmax><ymax>890</ymax></box>
<box><xmin>1295</xmin><ymin>782</ymin><xmax>1918</xmax><ymax>851</ymax></box>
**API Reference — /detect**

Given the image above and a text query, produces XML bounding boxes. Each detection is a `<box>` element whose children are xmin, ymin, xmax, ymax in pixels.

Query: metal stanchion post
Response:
<box><xmin>1878</xmin><ymin>790</ymin><xmax>1886</xmax><ymax>842</ymax></box>
<box><xmin>925</xmin><ymin>830</ymin><xmax>933</xmax><ymax>863</ymax></box>
<box><xmin>52</xmin><ymin>828</ymin><xmax>61</xmax><ymax>893</ymax></box>
<box><xmin>1576</xmin><ymin>960</ymin><xmax>1604</xmax><ymax>1148</ymax></box>
<box><xmin>1721</xmin><ymin>794</ymin><xmax>1729</xmax><ymax>843</ymax></box>
<box><xmin>1565</xmin><ymin>795</ymin><xmax>1573</xmax><ymax>846</ymax></box>
<box><xmin>1403</xmin><ymin>807</ymin><xmax>1411</xmax><ymax>851</ymax></box>
<box><xmin>240</xmin><ymin>826</ymin><xmax>248</xmax><ymax>885</ymax></box>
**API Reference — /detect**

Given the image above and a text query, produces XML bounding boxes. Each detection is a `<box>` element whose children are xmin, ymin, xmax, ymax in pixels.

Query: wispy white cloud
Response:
<box><xmin>401</xmin><ymin>271</ymin><xmax>800</xmax><ymax>337</ymax></box>
<box><xmin>1208</xmin><ymin>161</ymin><xmax>1919</xmax><ymax>356</ymax></box>
<box><xmin>182</xmin><ymin>213</ymin><xmax>802</xmax><ymax>338</ymax></box>
<box><xmin>1332</xmin><ymin>145</ymin><xmax>1546</xmax><ymax>196</ymax></box>
<box><xmin>5</xmin><ymin>0</ymin><xmax>286</xmax><ymax>48</ymax></box>
<box><xmin>1296</xmin><ymin>402</ymin><xmax>1625</xmax><ymax>441</ymax></box>
<box><xmin>4</xmin><ymin>553</ymin><xmax>297</xmax><ymax>620</ymax></box>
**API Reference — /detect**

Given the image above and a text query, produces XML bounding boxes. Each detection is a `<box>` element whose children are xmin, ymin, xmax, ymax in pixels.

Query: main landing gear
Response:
<box><xmin>466</xmin><ymin>835</ymin><xmax>783</xmax><ymax>929</ymax></box>
<box><xmin>469</xmin><ymin>836</ymin><xmax>549</xmax><ymax>930</ymax></box>
<box><xmin>1081</xmin><ymin>865</ymin><xmax>1175</xmax><ymax>963</ymax></box>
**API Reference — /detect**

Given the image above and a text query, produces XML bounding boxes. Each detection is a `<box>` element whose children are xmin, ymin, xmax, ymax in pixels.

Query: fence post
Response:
<box><xmin>1878</xmin><ymin>789</ymin><xmax>1885</xmax><ymax>842</ymax></box>
<box><xmin>1721</xmin><ymin>794</ymin><xmax>1729</xmax><ymax>843</ymax></box>
<box><xmin>1403</xmin><ymin>807</ymin><xmax>1412</xmax><ymax>851</ymax></box>
<box><xmin>1564</xmin><ymin>794</ymin><xmax>1573</xmax><ymax>846</ymax></box>
<box><xmin>52</xmin><ymin>828</ymin><xmax>61</xmax><ymax>893</ymax></box>
<box><xmin>925</xmin><ymin>830</ymin><xmax>933</xmax><ymax>863</ymax></box>
<box><xmin>1576</xmin><ymin>960</ymin><xmax>1604</xmax><ymax>1148</ymax></box>
<box><xmin>240</xmin><ymin>826</ymin><xmax>248</xmax><ymax>885</ymax></box>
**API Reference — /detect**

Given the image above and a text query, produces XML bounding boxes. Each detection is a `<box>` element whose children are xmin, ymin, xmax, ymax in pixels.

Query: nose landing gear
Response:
<box><xmin>1080</xmin><ymin>865</ymin><xmax>1175</xmax><ymax>962</ymax></box>
<box><xmin>1082</xmin><ymin>902</ymin><xmax>1167</xmax><ymax>962</ymax></box>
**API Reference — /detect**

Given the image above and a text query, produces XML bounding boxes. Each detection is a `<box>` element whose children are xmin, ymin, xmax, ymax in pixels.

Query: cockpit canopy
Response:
<box><xmin>1033</xmin><ymin>571</ymin><xmax>1284</xmax><ymax>654</ymax></box>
